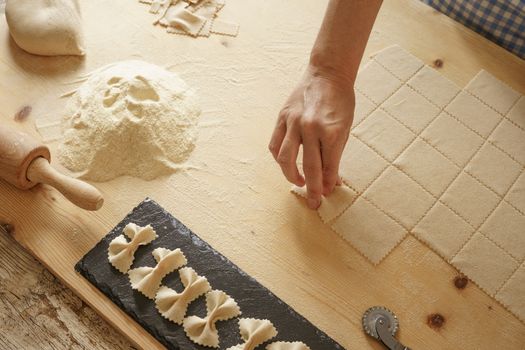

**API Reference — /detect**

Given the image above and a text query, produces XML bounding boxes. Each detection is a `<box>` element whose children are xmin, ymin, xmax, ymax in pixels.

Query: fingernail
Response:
<box><xmin>307</xmin><ymin>198</ymin><xmax>320</xmax><ymax>209</ymax></box>
<box><xmin>336</xmin><ymin>177</ymin><xmax>342</xmax><ymax>185</ymax></box>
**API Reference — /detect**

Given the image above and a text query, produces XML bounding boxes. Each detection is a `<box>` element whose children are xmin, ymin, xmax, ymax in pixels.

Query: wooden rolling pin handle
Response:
<box><xmin>0</xmin><ymin>125</ymin><xmax>51</xmax><ymax>189</ymax></box>
<box><xmin>26</xmin><ymin>157</ymin><xmax>104</xmax><ymax>211</ymax></box>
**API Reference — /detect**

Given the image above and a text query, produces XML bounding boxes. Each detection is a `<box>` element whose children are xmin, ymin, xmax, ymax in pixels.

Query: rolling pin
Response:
<box><xmin>0</xmin><ymin>124</ymin><xmax>103</xmax><ymax>211</ymax></box>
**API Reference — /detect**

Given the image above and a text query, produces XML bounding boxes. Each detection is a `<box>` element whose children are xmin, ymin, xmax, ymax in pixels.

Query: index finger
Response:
<box><xmin>302</xmin><ymin>135</ymin><xmax>323</xmax><ymax>210</ymax></box>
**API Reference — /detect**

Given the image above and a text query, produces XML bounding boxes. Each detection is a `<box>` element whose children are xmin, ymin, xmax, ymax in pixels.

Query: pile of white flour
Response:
<box><xmin>58</xmin><ymin>60</ymin><xmax>201</xmax><ymax>182</ymax></box>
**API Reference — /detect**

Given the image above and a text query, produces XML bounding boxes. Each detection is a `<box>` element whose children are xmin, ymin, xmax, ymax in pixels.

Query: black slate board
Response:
<box><xmin>75</xmin><ymin>198</ymin><xmax>344</xmax><ymax>350</ymax></box>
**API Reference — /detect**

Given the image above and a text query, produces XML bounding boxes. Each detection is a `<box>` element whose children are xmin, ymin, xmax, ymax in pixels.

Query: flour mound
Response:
<box><xmin>58</xmin><ymin>60</ymin><xmax>200</xmax><ymax>182</ymax></box>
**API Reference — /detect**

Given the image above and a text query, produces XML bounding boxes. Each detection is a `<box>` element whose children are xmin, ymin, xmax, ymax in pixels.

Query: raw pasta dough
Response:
<box><xmin>183</xmin><ymin>290</ymin><xmax>241</xmax><ymax>347</ymax></box>
<box><xmin>155</xmin><ymin>266</ymin><xmax>211</xmax><ymax>324</ymax></box>
<box><xmin>108</xmin><ymin>223</ymin><xmax>157</xmax><ymax>273</ymax></box>
<box><xmin>227</xmin><ymin>318</ymin><xmax>278</xmax><ymax>350</ymax></box>
<box><xmin>292</xmin><ymin>45</ymin><xmax>525</xmax><ymax>323</ymax></box>
<box><xmin>5</xmin><ymin>0</ymin><xmax>85</xmax><ymax>56</ymax></box>
<box><xmin>128</xmin><ymin>247</ymin><xmax>187</xmax><ymax>299</ymax></box>
<box><xmin>139</xmin><ymin>0</ymin><xmax>239</xmax><ymax>37</ymax></box>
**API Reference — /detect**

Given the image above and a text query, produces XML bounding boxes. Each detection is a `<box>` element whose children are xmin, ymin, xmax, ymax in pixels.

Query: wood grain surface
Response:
<box><xmin>0</xmin><ymin>224</ymin><xmax>134</xmax><ymax>350</ymax></box>
<box><xmin>0</xmin><ymin>0</ymin><xmax>524</xmax><ymax>349</ymax></box>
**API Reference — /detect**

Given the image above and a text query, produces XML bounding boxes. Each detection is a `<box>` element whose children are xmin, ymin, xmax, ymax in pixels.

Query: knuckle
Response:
<box><xmin>278</xmin><ymin>110</ymin><xmax>288</xmax><ymax>121</ymax></box>
<box><xmin>302</xmin><ymin>162</ymin><xmax>318</xmax><ymax>174</ymax></box>
<box><xmin>279</xmin><ymin>107</ymin><xmax>297</xmax><ymax>121</ymax></box>
<box><xmin>286</xmin><ymin>112</ymin><xmax>302</xmax><ymax>125</ymax></box>
<box><xmin>276</xmin><ymin>154</ymin><xmax>291</xmax><ymax>166</ymax></box>
<box><xmin>302</xmin><ymin>118</ymin><xmax>320</xmax><ymax>131</ymax></box>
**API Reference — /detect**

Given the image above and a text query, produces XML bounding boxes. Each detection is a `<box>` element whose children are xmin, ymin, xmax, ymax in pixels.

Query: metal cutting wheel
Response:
<box><xmin>362</xmin><ymin>306</ymin><xmax>411</xmax><ymax>350</ymax></box>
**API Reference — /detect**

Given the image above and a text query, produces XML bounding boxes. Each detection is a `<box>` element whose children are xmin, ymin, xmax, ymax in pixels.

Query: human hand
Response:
<box><xmin>269</xmin><ymin>65</ymin><xmax>355</xmax><ymax>209</ymax></box>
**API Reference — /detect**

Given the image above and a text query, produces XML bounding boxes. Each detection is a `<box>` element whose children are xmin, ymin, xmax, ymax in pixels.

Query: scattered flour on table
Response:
<box><xmin>58</xmin><ymin>60</ymin><xmax>201</xmax><ymax>182</ymax></box>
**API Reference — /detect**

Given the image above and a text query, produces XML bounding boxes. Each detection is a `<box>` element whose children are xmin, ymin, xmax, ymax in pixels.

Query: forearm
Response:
<box><xmin>310</xmin><ymin>0</ymin><xmax>382</xmax><ymax>83</ymax></box>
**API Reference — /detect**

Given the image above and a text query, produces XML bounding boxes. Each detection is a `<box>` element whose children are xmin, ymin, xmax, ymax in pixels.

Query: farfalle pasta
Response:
<box><xmin>266</xmin><ymin>342</ymin><xmax>311</xmax><ymax>350</ymax></box>
<box><xmin>105</xmin><ymin>220</ymin><xmax>315</xmax><ymax>348</ymax></box>
<box><xmin>155</xmin><ymin>266</ymin><xmax>211</xmax><ymax>324</ymax></box>
<box><xmin>183</xmin><ymin>290</ymin><xmax>241</xmax><ymax>347</ymax></box>
<box><xmin>227</xmin><ymin>318</ymin><xmax>278</xmax><ymax>350</ymax></box>
<box><xmin>108</xmin><ymin>223</ymin><xmax>158</xmax><ymax>273</ymax></box>
<box><xmin>128</xmin><ymin>247</ymin><xmax>187</xmax><ymax>299</ymax></box>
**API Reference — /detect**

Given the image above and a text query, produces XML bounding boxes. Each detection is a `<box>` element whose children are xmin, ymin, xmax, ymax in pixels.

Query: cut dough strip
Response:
<box><xmin>226</xmin><ymin>318</ymin><xmax>278</xmax><ymax>350</ymax></box>
<box><xmin>108</xmin><ymin>223</ymin><xmax>158</xmax><ymax>273</ymax></box>
<box><xmin>183</xmin><ymin>290</ymin><xmax>241</xmax><ymax>347</ymax></box>
<box><xmin>155</xmin><ymin>266</ymin><xmax>211</xmax><ymax>324</ymax></box>
<box><xmin>128</xmin><ymin>247</ymin><xmax>187</xmax><ymax>299</ymax></box>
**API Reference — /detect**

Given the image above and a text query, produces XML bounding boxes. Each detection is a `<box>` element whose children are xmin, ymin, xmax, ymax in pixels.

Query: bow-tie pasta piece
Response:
<box><xmin>183</xmin><ymin>290</ymin><xmax>241</xmax><ymax>348</ymax></box>
<box><xmin>128</xmin><ymin>247</ymin><xmax>187</xmax><ymax>299</ymax></box>
<box><xmin>227</xmin><ymin>318</ymin><xmax>278</xmax><ymax>350</ymax></box>
<box><xmin>266</xmin><ymin>342</ymin><xmax>311</xmax><ymax>350</ymax></box>
<box><xmin>108</xmin><ymin>223</ymin><xmax>158</xmax><ymax>273</ymax></box>
<box><xmin>155</xmin><ymin>266</ymin><xmax>211</xmax><ymax>324</ymax></box>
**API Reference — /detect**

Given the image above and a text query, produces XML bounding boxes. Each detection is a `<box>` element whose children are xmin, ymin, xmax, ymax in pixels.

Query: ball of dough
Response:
<box><xmin>5</xmin><ymin>0</ymin><xmax>86</xmax><ymax>56</ymax></box>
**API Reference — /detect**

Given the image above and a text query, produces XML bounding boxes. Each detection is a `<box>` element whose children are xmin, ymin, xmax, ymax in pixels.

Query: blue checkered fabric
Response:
<box><xmin>422</xmin><ymin>0</ymin><xmax>525</xmax><ymax>59</ymax></box>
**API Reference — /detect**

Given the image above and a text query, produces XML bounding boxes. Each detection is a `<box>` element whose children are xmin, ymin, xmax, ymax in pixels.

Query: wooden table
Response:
<box><xmin>1</xmin><ymin>0</ymin><xmax>524</xmax><ymax>349</ymax></box>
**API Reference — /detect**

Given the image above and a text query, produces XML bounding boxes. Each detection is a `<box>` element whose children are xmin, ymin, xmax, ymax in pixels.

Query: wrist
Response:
<box><xmin>308</xmin><ymin>51</ymin><xmax>357</xmax><ymax>86</ymax></box>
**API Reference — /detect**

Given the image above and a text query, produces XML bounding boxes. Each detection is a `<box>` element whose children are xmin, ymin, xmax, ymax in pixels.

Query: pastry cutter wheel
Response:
<box><xmin>362</xmin><ymin>306</ymin><xmax>411</xmax><ymax>350</ymax></box>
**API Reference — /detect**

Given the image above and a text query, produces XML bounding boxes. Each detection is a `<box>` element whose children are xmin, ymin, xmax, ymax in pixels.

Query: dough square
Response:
<box><xmin>445</xmin><ymin>91</ymin><xmax>501</xmax><ymax>138</ymax></box>
<box><xmin>451</xmin><ymin>232</ymin><xmax>518</xmax><ymax>295</ymax></box>
<box><xmin>489</xmin><ymin>118</ymin><xmax>525</xmax><ymax>164</ymax></box>
<box><xmin>372</xmin><ymin>45</ymin><xmax>424</xmax><ymax>82</ymax></box>
<box><xmin>412</xmin><ymin>202</ymin><xmax>474</xmax><ymax>261</ymax></box>
<box><xmin>465</xmin><ymin>142</ymin><xmax>522</xmax><ymax>196</ymax></box>
<box><xmin>318</xmin><ymin>184</ymin><xmax>358</xmax><ymax>223</ymax></box>
<box><xmin>506</xmin><ymin>96</ymin><xmax>525</xmax><ymax>130</ymax></box>
<box><xmin>363</xmin><ymin>166</ymin><xmax>435</xmax><ymax>229</ymax></box>
<box><xmin>394</xmin><ymin>138</ymin><xmax>459</xmax><ymax>197</ymax></box>
<box><xmin>421</xmin><ymin>112</ymin><xmax>484</xmax><ymax>167</ymax></box>
<box><xmin>506</xmin><ymin>172</ymin><xmax>525</xmax><ymax>214</ymax></box>
<box><xmin>441</xmin><ymin>172</ymin><xmax>500</xmax><ymax>228</ymax></box>
<box><xmin>352</xmin><ymin>109</ymin><xmax>415</xmax><ymax>162</ymax></box>
<box><xmin>382</xmin><ymin>86</ymin><xmax>440</xmax><ymax>133</ymax></box>
<box><xmin>330</xmin><ymin>197</ymin><xmax>408</xmax><ymax>264</ymax></box>
<box><xmin>407</xmin><ymin>65</ymin><xmax>460</xmax><ymax>108</ymax></box>
<box><xmin>479</xmin><ymin>201</ymin><xmax>525</xmax><ymax>261</ymax></box>
<box><xmin>496</xmin><ymin>263</ymin><xmax>525</xmax><ymax>323</ymax></box>
<box><xmin>210</xmin><ymin>19</ymin><xmax>240</xmax><ymax>36</ymax></box>
<box><xmin>353</xmin><ymin>91</ymin><xmax>377</xmax><ymax>128</ymax></box>
<box><xmin>355</xmin><ymin>60</ymin><xmax>403</xmax><ymax>104</ymax></box>
<box><xmin>465</xmin><ymin>70</ymin><xmax>521</xmax><ymax>115</ymax></box>
<box><xmin>339</xmin><ymin>136</ymin><xmax>389</xmax><ymax>193</ymax></box>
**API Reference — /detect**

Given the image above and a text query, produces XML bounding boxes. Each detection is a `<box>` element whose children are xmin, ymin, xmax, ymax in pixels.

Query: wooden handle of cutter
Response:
<box><xmin>27</xmin><ymin>157</ymin><xmax>104</xmax><ymax>211</ymax></box>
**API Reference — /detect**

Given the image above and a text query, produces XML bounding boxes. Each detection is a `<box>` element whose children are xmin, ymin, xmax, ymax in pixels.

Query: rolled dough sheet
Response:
<box><xmin>303</xmin><ymin>45</ymin><xmax>525</xmax><ymax>323</ymax></box>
